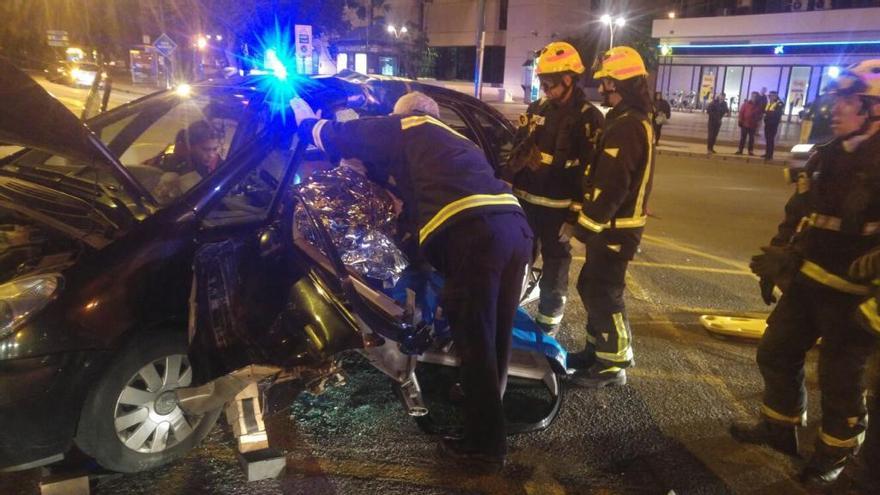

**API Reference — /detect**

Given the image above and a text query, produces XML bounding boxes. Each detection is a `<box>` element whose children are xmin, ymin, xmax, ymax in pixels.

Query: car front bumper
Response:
<box><xmin>0</xmin><ymin>350</ymin><xmax>105</xmax><ymax>472</ymax></box>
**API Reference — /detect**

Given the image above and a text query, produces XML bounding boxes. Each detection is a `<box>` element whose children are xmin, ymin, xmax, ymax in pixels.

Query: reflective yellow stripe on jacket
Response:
<box><xmin>859</xmin><ymin>296</ymin><xmax>880</xmax><ymax>334</ymax></box>
<box><xmin>400</xmin><ymin>115</ymin><xmax>471</xmax><ymax>142</ymax></box>
<box><xmin>419</xmin><ymin>193</ymin><xmax>521</xmax><ymax>243</ymax></box>
<box><xmin>576</xmin><ymin>116</ymin><xmax>653</xmax><ymax>234</ymax></box>
<box><xmin>539</xmin><ymin>152</ymin><xmax>579</xmax><ymax>168</ymax></box>
<box><xmin>513</xmin><ymin>188</ymin><xmax>572</xmax><ymax>209</ymax></box>
<box><xmin>799</xmin><ymin>261</ymin><xmax>871</xmax><ymax>295</ymax></box>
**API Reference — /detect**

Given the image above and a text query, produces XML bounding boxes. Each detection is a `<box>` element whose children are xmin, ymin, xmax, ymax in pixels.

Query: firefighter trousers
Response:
<box><xmin>522</xmin><ymin>202</ymin><xmax>572</xmax><ymax>327</ymax></box>
<box><xmin>757</xmin><ymin>279</ymin><xmax>877</xmax><ymax>458</ymax></box>
<box><xmin>427</xmin><ymin>211</ymin><xmax>532</xmax><ymax>456</ymax></box>
<box><xmin>576</xmin><ymin>237</ymin><xmax>634</xmax><ymax>367</ymax></box>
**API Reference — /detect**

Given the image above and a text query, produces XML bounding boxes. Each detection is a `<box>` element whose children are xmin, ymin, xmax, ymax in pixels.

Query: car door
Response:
<box><xmin>186</xmin><ymin>136</ymin><xmax>364</xmax><ymax>383</ymax></box>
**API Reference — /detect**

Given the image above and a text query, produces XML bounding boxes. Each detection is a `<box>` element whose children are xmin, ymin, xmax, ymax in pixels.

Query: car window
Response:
<box><xmin>437</xmin><ymin>104</ymin><xmax>479</xmax><ymax>143</ymax></box>
<box><xmin>111</xmin><ymin>95</ymin><xmax>243</xmax><ymax>205</ymax></box>
<box><xmin>469</xmin><ymin>107</ymin><xmax>514</xmax><ymax>168</ymax></box>
<box><xmin>5</xmin><ymin>90</ymin><xmax>254</xmax><ymax>212</ymax></box>
<box><xmin>201</xmin><ymin>147</ymin><xmax>292</xmax><ymax>227</ymax></box>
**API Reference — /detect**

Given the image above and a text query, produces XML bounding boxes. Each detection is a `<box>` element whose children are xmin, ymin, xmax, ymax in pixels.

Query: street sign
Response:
<box><xmin>153</xmin><ymin>33</ymin><xmax>177</xmax><ymax>58</ymax></box>
<box><xmin>295</xmin><ymin>24</ymin><xmax>313</xmax><ymax>57</ymax></box>
<box><xmin>46</xmin><ymin>30</ymin><xmax>69</xmax><ymax>47</ymax></box>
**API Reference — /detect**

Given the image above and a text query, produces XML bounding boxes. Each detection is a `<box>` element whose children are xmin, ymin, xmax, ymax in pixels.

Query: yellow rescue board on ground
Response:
<box><xmin>700</xmin><ymin>315</ymin><xmax>767</xmax><ymax>339</ymax></box>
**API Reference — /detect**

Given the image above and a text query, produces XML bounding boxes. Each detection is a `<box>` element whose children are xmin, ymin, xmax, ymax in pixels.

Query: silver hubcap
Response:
<box><xmin>114</xmin><ymin>354</ymin><xmax>199</xmax><ymax>454</ymax></box>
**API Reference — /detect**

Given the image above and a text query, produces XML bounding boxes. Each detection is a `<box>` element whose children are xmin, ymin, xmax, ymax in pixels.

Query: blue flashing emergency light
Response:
<box><xmin>238</xmin><ymin>19</ymin><xmax>317</xmax><ymax>121</ymax></box>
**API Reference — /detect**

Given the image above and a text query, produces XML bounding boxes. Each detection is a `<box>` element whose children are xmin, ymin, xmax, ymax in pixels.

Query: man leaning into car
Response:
<box><xmin>291</xmin><ymin>92</ymin><xmax>532</xmax><ymax>471</ymax></box>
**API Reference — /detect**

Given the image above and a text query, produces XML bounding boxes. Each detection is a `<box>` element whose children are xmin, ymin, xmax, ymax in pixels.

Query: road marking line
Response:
<box><xmin>641</xmin><ymin>234</ymin><xmax>755</xmax><ymax>276</ymax></box>
<box><xmin>644</xmin><ymin>315</ymin><xmax>807</xmax><ymax>494</ymax></box>
<box><xmin>53</xmin><ymin>95</ymin><xmax>85</xmax><ymax>109</ymax></box>
<box><xmin>629</xmin><ymin>261</ymin><xmax>752</xmax><ymax>276</ymax></box>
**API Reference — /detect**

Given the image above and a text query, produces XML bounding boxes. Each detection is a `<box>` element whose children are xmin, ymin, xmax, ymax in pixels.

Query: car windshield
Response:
<box><xmin>1</xmin><ymin>87</ymin><xmax>257</xmax><ymax>210</ymax></box>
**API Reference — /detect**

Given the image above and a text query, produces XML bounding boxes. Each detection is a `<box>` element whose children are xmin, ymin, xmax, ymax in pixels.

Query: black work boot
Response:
<box><xmin>566</xmin><ymin>347</ymin><xmax>596</xmax><ymax>372</ymax></box>
<box><xmin>569</xmin><ymin>363</ymin><xmax>626</xmax><ymax>388</ymax></box>
<box><xmin>729</xmin><ymin>420</ymin><xmax>800</xmax><ymax>457</ymax></box>
<box><xmin>801</xmin><ymin>452</ymin><xmax>850</xmax><ymax>489</ymax></box>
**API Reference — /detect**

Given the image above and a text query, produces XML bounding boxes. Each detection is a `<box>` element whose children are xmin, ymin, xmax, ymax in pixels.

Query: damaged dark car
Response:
<box><xmin>0</xmin><ymin>61</ymin><xmax>567</xmax><ymax>475</ymax></box>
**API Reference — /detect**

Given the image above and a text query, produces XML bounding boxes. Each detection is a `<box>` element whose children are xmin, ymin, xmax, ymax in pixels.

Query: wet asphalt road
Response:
<box><xmin>5</xmin><ymin>152</ymin><xmax>857</xmax><ymax>495</ymax></box>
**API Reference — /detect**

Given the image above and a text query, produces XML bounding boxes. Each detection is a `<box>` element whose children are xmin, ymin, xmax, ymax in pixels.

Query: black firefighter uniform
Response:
<box><xmin>757</xmin><ymin>134</ymin><xmax>880</xmax><ymax>461</ymax></box>
<box><xmin>575</xmin><ymin>102</ymin><xmax>654</xmax><ymax>369</ymax></box>
<box><xmin>511</xmin><ymin>88</ymin><xmax>604</xmax><ymax>329</ymax></box>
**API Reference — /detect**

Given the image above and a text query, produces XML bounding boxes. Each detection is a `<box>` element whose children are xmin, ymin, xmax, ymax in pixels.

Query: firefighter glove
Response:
<box><xmin>759</xmin><ymin>277</ymin><xmax>777</xmax><ymax>305</ymax></box>
<box><xmin>750</xmin><ymin>245</ymin><xmax>798</xmax><ymax>280</ymax></box>
<box><xmin>290</xmin><ymin>97</ymin><xmax>319</xmax><ymax>126</ymax></box>
<box><xmin>849</xmin><ymin>247</ymin><xmax>880</xmax><ymax>282</ymax></box>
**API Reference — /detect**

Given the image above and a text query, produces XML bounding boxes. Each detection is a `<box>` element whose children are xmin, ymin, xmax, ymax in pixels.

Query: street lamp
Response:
<box><xmin>600</xmin><ymin>15</ymin><xmax>626</xmax><ymax>49</ymax></box>
<box><xmin>387</xmin><ymin>24</ymin><xmax>408</xmax><ymax>38</ymax></box>
<box><xmin>196</xmin><ymin>36</ymin><xmax>208</xmax><ymax>50</ymax></box>
<box><xmin>668</xmin><ymin>11</ymin><xmax>676</xmax><ymax>19</ymax></box>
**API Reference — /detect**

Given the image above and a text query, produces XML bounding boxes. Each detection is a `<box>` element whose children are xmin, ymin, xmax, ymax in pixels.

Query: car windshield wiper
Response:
<box><xmin>0</xmin><ymin>165</ymin><xmax>105</xmax><ymax>196</ymax></box>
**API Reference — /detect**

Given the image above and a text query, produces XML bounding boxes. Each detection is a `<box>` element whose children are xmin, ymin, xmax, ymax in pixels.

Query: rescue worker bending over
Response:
<box><xmin>730</xmin><ymin>59</ymin><xmax>880</xmax><ymax>489</ymax></box>
<box><xmin>291</xmin><ymin>92</ymin><xmax>532</xmax><ymax>471</ymax></box>
<box><xmin>505</xmin><ymin>41</ymin><xmax>604</xmax><ymax>335</ymax></box>
<box><xmin>565</xmin><ymin>46</ymin><xmax>655</xmax><ymax>388</ymax></box>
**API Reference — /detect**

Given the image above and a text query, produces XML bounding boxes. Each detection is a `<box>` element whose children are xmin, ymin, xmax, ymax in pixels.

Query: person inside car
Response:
<box><xmin>149</xmin><ymin>120</ymin><xmax>222</xmax><ymax>202</ymax></box>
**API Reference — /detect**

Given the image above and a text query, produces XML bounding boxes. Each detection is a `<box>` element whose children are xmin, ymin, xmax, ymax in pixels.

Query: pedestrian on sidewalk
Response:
<box><xmin>755</xmin><ymin>86</ymin><xmax>769</xmax><ymax>137</ymax></box>
<box><xmin>735</xmin><ymin>92</ymin><xmax>761</xmax><ymax>155</ymax></box>
<box><xmin>706</xmin><ymin>93</ymin><xmax>729</xmax><ymax>153</ymax></box>
<box><xmin>762</xmin><ymin>91</ymin><xmax>784</xmax><ymax>160</ymax></box>
<box><xmin>653</xmin><ymin>92</ymin><xmax>671</xmax><ymax>145</ymax></box>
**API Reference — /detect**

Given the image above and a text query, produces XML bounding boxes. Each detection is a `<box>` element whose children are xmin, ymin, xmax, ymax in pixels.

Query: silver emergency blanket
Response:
<box><xmin>294</xmin><ymin>166</ymin><xmax>408</xmax><ymax>287</ymax></box>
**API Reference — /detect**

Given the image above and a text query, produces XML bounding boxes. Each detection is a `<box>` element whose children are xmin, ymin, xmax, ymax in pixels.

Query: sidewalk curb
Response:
<box><xmin>660</xmin><ymin>133</ymin><xmax>797</xmax><ymax>151</ymax></box>
<box><xmin>657</xmin><ymin>147</ymin><xmax>790</xmax><ymax>166</ymax></box>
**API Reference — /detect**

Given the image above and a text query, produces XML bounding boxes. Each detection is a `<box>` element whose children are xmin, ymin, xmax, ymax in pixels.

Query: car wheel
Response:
<box><xmin>74</xmin><ymin>331</ymin><xmax>221</xmax><ymax>473</ymax></box>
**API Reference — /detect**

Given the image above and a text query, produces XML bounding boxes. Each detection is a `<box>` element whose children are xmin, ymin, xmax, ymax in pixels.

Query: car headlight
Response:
<box><xmin>0</xmin><ymin>274</ymin><xmax>62</xmax><ymax>339</ymax></box>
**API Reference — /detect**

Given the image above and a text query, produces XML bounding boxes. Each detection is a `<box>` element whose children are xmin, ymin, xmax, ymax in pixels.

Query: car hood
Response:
<box><xmin>0</xmin><ymin>59</ymin><xmax>152</xmax><ymax>204</ymax></box>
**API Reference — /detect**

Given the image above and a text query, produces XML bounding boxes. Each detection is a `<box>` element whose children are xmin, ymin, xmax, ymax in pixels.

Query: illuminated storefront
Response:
<box><xmin>653</xmin><ymin>7</ymin><xmax>880</xmax><ymax>115</ymax></box>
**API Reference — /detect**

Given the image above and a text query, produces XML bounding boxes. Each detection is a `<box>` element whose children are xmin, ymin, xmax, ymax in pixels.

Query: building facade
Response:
<box><xmin>334</xmin><ymin>0</ymin><xmax>596</xmax><ymax>101</ymax></box>
<box><xmin>653</xmin><ymin>5</ymin><xmax>880</xmax><ymax>116</ymax></box>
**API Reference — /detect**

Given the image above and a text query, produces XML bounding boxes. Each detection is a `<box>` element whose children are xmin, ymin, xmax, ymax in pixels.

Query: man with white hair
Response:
<box><xmin>393</xmin><ymin>91</ymin><xmax>440</xmax><ymax>117</ymax></box>
<box><xmin>291</xmin><ymin>91</ymin><xmax>532</xmax><ymax>471</ymax></box>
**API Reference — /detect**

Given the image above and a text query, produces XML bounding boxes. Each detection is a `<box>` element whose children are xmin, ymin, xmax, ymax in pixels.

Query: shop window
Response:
<box><xmin>336</xmin><ymin>53</ymin><xmax>348</xmax><ymax>73</ymax></box>
<box><xmin>723</xmin><ymin>66</ymin><xmax>744</xmax><ymax>110</ymax></box>
<box><xmin>379</xmin><ymin>57</ymin><xmax>397</xmax><ymax>76</ymax></box>
<box><xmin>786</xmin><ymin>66</ymin><xmax>811</xmax><ymax>116</ymax></box>
<box><xmin>355</xmin><ymin>53</ymin><xmax>367</xmax><ymax>74</ymax></box>
<box><xmin>432</xmin><ymin>46</ymin><xmax>505</xmax><ymax>84</ymax></box>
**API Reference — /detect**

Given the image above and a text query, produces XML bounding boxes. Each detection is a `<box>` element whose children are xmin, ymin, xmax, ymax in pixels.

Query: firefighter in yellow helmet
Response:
<box><xmin>565</xmin><ymin>46</ymin><xmax>653</xmax><ymax>388</ymax></box>
<box><xmin>503</xmin><ymin>41</ymin><xmax>604</xmax><ymax>336</ymax></box>
<box><xmin>731</xmin><ymin>59</ymin><xmax>880</xmax><ymax>489</ymax></box>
